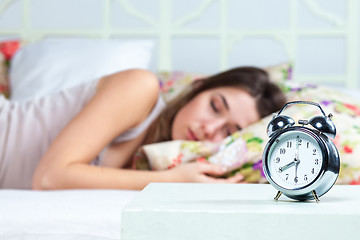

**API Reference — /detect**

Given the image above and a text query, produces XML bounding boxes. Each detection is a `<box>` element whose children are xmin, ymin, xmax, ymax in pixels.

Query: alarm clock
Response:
<box><xmin>262</xmin><ymin>101</ymin><xmax>340</xmax><ymax>202</ymax></box>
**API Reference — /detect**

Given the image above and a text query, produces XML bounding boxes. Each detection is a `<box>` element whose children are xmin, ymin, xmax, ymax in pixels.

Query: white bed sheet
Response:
<box><xmin>0</xmin><ymin>189</ymin><xmax>139</xmax><ymax>240</ymax></box>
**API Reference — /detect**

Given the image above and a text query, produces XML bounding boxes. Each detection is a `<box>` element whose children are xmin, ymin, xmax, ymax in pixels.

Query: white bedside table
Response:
<box><xmin>121</xmin><ymin>183</ymin><xmax>360</xmax><ymax>240</ymax></box>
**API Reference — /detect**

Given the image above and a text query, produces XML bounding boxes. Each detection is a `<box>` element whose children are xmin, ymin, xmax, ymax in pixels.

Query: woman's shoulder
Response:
<box><xmin>97</xmin><ymin>69</ymin><xmax>159</xmax><ymax>95</ymax></box>
<box><xmin>94</xmin><ymin>69</ymin><xmax>161</xmax><ymax>127</ymax></box>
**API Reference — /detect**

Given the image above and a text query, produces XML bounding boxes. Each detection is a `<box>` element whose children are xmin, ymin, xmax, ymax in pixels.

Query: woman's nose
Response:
<box><xmin>203</xmin><ymin>119</ymin><xmax>225</xmax><ymax>142</ymax></box>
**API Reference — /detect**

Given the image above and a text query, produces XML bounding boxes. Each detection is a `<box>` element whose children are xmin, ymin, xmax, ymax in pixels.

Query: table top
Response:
<box><xmin>122</xmin><ymin>183</ymin><xmax>360</xmax><ymax>240</ymax></box>
<box><xmin>124</xmin><ymin>183</ymin><xmax>360</xmax><ymax>215</ymax></box>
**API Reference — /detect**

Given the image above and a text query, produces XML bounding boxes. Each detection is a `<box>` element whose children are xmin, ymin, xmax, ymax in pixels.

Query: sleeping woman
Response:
<box><xmin>0</xmin><ymin>67</ymin><xmax>286</xmax><ymax>190</ymax></box>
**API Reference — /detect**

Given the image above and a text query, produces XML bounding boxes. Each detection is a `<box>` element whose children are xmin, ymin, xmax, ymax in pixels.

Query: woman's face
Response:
<box><xmin>171</xmin><ymin>87</ymin><xmax>260</xmax><ymax>142</ymax></box>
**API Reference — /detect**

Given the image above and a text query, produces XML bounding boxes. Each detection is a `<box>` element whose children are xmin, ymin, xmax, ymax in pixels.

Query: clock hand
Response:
<box><xmin>279</xmin><ymin>136</ymin><xmax>302</xmax><ymax>173</ymax></box>
<box><xmin>294</xmin><ymin>160</ymin><xmax>299</xmax><ymax>183</ymax></box>
<box><xmin>294</xmin><ymin>136</ymin><xmax>300</xmax><ymax>183</ymax></box>
<box><xmin>295</xmin><ymin>136</ymin><xmax>299</xmax><ymax>160</ymax></box>
<box><xmin>279</xmin><ymin>160</ymin><xmax>296</xmax><ymax>173</ymax></box>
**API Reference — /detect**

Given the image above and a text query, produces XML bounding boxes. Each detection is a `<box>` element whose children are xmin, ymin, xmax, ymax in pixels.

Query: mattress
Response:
<box><xmin>0</xmin><ymin>189</ymin><xmax>139</xmax><ymax>240</ymax></box>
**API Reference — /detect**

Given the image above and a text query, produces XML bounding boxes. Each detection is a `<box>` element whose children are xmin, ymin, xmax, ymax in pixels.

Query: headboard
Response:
<box><xmin>0</xmin><ymin>0</ymin><xmax>359</xmax><ymax>88</ymax></box>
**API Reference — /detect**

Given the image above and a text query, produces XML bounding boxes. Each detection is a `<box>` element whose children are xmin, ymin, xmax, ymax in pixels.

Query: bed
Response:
<box><xmin>1</xmin><ymin>0</ymin><xmax>360</xmax><ymax>239</ymax></box>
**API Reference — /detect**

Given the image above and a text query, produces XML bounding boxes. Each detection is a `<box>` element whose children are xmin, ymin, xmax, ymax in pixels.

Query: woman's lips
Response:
<box><xmin>187</xmin><ymin>129</ymin><xmax>198</xmax><ymax>141</ymax></box>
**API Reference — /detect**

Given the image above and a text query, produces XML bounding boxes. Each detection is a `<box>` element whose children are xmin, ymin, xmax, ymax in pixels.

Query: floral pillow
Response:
<box><xmin>135</xmin><ymin>64</ymin><xmax>360</xmax><ymax>185</ymax></box>
<box><xmin>282</xmin><ymin>84</ymin><xmax>360</xmax><ymax>184</ymax></box>
<box><xmin>0</xmin><ymin>40</ymin><xmax>21</xmax><ymax>98</ymax></box>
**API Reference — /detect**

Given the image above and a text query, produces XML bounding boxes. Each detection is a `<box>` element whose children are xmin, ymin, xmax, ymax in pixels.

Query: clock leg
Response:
<box><xmin>274</xmin><ymin>191</ymin><xmax>282</xmax><ymax>201</ymax></box>
<box><xmin>311</xmin><ymin>190</ymin><xmax>320</xmax><ymax>203</ymax></box>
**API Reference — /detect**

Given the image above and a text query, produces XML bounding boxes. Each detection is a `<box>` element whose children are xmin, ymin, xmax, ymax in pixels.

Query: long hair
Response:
<box><xmin>143</xmin><ymin>67</ymin><xmax>287</xmax><ymax>144</ymax></box>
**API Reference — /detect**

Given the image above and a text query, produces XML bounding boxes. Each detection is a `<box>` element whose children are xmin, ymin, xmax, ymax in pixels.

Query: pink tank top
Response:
<box><xmin>0</xmin><ymin>79</ymin><xmax>165</xmax><ymax>189</ymax></box>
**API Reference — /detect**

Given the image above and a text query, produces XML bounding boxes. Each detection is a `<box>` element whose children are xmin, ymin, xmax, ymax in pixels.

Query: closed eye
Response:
<box><xmin>225</xmin><ymin>125</ymin><xmax>242</xmax><ymax>136</ymax></box>
<box><xmin>226</xmin><ymin>128</ymin><xmax>232</xmax><ymax>136</ymax></box>
<box><xmin>210</xmin><ymin>100</ymin><xmax>219</xmax><ymax>113</ymax></box>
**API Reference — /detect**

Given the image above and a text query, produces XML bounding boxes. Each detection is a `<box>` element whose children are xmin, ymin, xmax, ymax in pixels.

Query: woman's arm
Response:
<box><xmin>32</xmin><ymin>69</ymin><xmax>161</xmax><ymax>190</ymax></box>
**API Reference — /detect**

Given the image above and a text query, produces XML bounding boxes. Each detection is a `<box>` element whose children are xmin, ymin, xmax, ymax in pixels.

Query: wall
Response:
<box><xmin>0</xmin><ymin>0</ymin><xmax>358</xmax><ymax>88</ymax></box>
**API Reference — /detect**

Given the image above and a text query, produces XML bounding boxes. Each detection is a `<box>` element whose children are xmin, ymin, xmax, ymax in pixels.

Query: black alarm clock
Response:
<box><xmin>262</xmin><ymin>101</ymin><xmax>340</xmax><ymax>202</ymax></box>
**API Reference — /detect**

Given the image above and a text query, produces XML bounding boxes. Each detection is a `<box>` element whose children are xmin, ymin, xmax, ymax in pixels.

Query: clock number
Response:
<box><xmin>304</xmin><ymin>175</ymin><xmax>308</xmax><ymax>181</ymax></box>
<box><xmin>287</xmin><ymin>141</ymin><xmax>292</xmax><ymax>148</ymax></box>
<box><xmin>307</xmin><ymin>142</ymin><xmax>309</xmax><ymax>148</ymax></box>
<box><xmin>286</xmin><ymin>174</ymin><xmax>289</xmax><ymax>180</ymax></box>
<box><xmin>275</xmin><ymin>157</ymin><xmax>280</xmax><ymax>163</ymax></box>
<box><xmin>311</xmin><ymin>168</ymin><xmax>315</xmax><ymax>174</ymax></box>
<box><xmin>313</xmin><ymin>149</ymin><xmax>317</xmax><ymax>155</ymax></box>
<box><xmin>294</xmin><ymin>177</ymin><xmax>298</xmax><ymax>183</ymax></box>
<box><xmin>280</xmin><ymin>148</ymin><xmax>286</xmax><ymax>154</ymax></box>
<box><xmin>315</xmin><ymin>159</ymin><xmax>319</xmax><ymax>165</ymax></box>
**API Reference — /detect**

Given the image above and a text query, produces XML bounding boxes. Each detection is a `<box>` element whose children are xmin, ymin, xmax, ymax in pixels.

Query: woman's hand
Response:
<box><xmin>168</xmin><ymin>162</ymin><xmax>244</xmax><ymax>183</ymax></box>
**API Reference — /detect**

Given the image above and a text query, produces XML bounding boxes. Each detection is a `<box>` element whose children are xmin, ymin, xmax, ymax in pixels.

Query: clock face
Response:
<box><xmin>266</xmin><ymin>130</ymin><xmax>324</xmax><ymax>190</ymax></box>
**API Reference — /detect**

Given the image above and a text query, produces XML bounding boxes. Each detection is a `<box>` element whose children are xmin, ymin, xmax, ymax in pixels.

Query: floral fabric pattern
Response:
<box><xmin>0</xmin><ymin>40</ymin><xmax>21</xmax><ymax>98</ymax></box>
<box><xmin>282</xmin><ymin>83</ymin><xmax>360</xmax><ymax>184</ymax></box>
<box><xmin>157</xmin><ymin>71</ymin><xmax>206</xmax><ymax>102</ymax></box>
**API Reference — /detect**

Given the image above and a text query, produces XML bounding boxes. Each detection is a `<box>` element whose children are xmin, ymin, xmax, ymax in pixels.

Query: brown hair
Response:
<box><xmin>144</xmin><ymin>67</ymin><xmax>287</xmax><ymax>144</ymax></box>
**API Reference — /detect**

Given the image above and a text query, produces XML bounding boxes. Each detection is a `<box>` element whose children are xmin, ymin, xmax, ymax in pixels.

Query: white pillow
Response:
<box><xmin>9</xmin><ymin>38</ymin><xmax>154</xmax><ymax>101</ymax></box>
